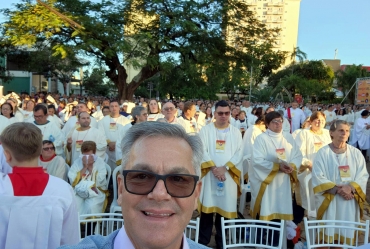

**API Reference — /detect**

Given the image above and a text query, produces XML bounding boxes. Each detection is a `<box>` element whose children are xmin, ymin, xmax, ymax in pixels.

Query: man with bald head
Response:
<box><xmin>65</xmin><ymin>112</ymin><xmax>107</xmax><ymax>165</ymax></box>
<box><xmin>62</xmin><ymin>102</ymin><xmax>98</xmax><ymax>137</ymax></box>
<box><xmin>162</xmin><ymin>102</ymin><xmax>181</xmax><ymax>124</ymax></box>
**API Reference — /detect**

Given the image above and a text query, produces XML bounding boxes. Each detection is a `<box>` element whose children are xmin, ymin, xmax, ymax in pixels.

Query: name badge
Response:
<box><xmin>276</xmin><ymin>148</ymin><xmax>286</xmax><ymax>160</ymax></box>
<box><xmin>291</xmin><ymin>113</ymin><xmax>295</xmax><ymax>117</ymax></box>
<box><xmin>109</xmin><ymin>123</ymin><xmax>117</xmax><ymax>131</ymax></box>
<box><xmin>216</xmin><ymin>140</ymin><xmax>226</xmax><ymax>153</ymax></box>
<box><xmin>339</xmin><ymin>165</ymin><xmax>351</xmax><ymax>182</ymax></box>
<box><xmin>24</xmin><ymin>114</ymin><xmax>29</xmax><ymax>118</ymax></box>
<box><xmin>314</xmin><ymin>142</ymin><xmax>323</xmax><ymax>152</ymax></box>
<box><xmin>76</xmin><ymin>140</ymin><xmax>83</xmax><ymax>151</ymax></box>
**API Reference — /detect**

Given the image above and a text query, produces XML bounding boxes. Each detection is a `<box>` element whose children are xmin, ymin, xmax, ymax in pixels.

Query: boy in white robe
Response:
<box><xmin>0</xmin><ymin>122</ymin><xmax>79</xmax><ymax>249</ymax></box>
<box><xmin>68</xmin><ymin>141</ymin><xmax>108</xmax><ymax>215</ymax></box>
<box><xmin>62</xmin><ymin>103</ymin><xmax>98</xmax><ymax>137</ymax></box>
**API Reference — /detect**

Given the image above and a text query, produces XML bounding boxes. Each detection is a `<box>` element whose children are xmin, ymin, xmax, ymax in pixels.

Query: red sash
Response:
<box><xmin>287</xmin><ymin>108</ymin><xmax>292</xmax><ymax>133</ymax></box>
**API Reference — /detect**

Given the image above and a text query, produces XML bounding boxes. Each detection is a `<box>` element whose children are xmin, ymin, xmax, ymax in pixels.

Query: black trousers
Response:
<box><xmin>199</xmin><ymin>212</ymin><xmax>224</xmax><ymax>249</ymax></box>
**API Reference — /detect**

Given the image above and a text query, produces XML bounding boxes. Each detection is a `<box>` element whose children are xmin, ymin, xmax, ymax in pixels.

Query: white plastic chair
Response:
<box><xmin>184</xmin><ymin>217</ymin><xmax>200</xmax><ymax>243</ymax></box>
<box><xmin>221</xmin><ymin>217</ymin><xmax>285</xmax><ymax>249</ymax></box>
<box><xmin>104</xmin><ymin>153</ymin><xmax>109</xmax><ymax>163</ymax></box>
<box><xmin>304</xmin><ymin>217</ymin><xmax>369</xmax><ymax>249</ymax></box>
<box><xmin>79</xmin><ymin>213</ymin><xmax>124</xmax><ymax>239</ymax></box>
<box><xmin>110</xmin><ymin>166</ymin><xmax>122</xmax><ymax>213</ymax></box>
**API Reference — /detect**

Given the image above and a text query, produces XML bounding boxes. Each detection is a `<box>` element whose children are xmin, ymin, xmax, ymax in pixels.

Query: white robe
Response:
<box><xmin>13</xmin><ymin>110</ymin><xmax>24</xmax><ymax>122</ymax></box>
<box><xmin>354</xmin><ymin>117</ymin><xmax>370</xmax><ymax>150</ymax></box>
<box><xmin>250</xmin><ymin>130</ymin><xmax>303</xmax><ymax>220</ymax></box>
<box><xmin>0</xmin><ymin>145</ymin><xmax>12</xmax><ymax>174</ymax></box>
<box><xmin>177</xmin><ymin>116</ymin><xmax>198</xmax><ymax>133</ymax></box>
<box><xmin>198</xmin><ymin>124</ymin><xmax>243</xmax><ymax>218</ymax></box>
<box><xmin>282</xmin><ymin>117</ymin><xmax>291</xmax><ymax>133</ymax></box>
<box><xmin>241</xmin><ymin>125</ymin><xmax>263</xmax><ymax>178</ymax></box>
<box><xmin>284</xmin><ymin>108</ymin><xmax>306</xmax><ymax>132</ymax></box>
<box><xmin>68</xmin><ymin>157</ymin><xmax>108</xmax><ymax>215</ymax></box>
<box><xmin>20</xmin><ymin>110</ymin><xmax>34</xmax><ymax>123</ymax></box>
<box><xmin>62</xmin><ymin>115</ymin><xmax>98</xmax><ymax>137</ymax></box>
<box><xmin>115</xmin><ymin>123</ymin><xmax>133</xmax><ymax>166</ymax></box>
<box><xmin>294</xmin><ymin>129</ymin><xmax>332</xmax><ymax>211</ymax></box>
<box><xmin>147</xmin><ymin>113</ymin><xmax>164</xmax><ymax>122</ymax></box>
<box><xmin>29</xmin><ymin>121</ymin><xmax>65</xmax><ymax>157</ymax></box>
<box><xmin>0</xmin><ymin>116</ymin><xmax>15</xmax><ymax>135</ymax></box>
<box><xmin>247</xmin><ymin>115</ymin><xmax>257</xmax><ymax>128</ymax></box>
<box><xmin>0</xmin><ymin>173</ymin><xmax>80</xmax><ymax>249</ymax></box>
<box><xmin>65</xmin><ymin>127</ymin><xmax>107</xmax><ymax>165</ymax></box>
<box><xmin>38</xmin><ymin>155</ymin><xmax>68</xmax><ymax>181</ymax></box>
<box><xmin>324</xmin><ymin>110</ymin><xmax>337</xmax><ymax>127</ymax></box>
<box><xmin>234</xmin><ymin>119</ymin><xmax>248</xmax><ymax>133</ymax></box>
<box><xmin>312</xmin><ymin>145</ymin><xmax>368</xmax><ymax>244</ymax></box>
<box><xmin>98</xmin><ymin>115</ymin><xmax>130</xmax><ymax>169</ymax></box>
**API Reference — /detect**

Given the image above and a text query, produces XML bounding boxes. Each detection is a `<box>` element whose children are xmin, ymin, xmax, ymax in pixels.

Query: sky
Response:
<box><xmin>1</xmin><ymin>0</ymin><xmax>370</xmax><ymax>66</ymax></box>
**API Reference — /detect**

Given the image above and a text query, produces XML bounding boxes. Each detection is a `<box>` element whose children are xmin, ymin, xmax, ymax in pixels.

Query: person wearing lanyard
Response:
<box><xmin>312</xmin><ymin>120</ymin><xmax>368</xmax><ymax>246</ymax></box>
<box><xmin>66</xmin><ymin>112</ymin><xmax>107</xmax><ymax>165</ymax></box>
<box><xmin>250</xmin><ymin>111</ymin><xmax>302</xmax><ymax>247</ymax></box>
<box><xmin>198</xmin><ymin>100</ymin><xmax>243</xmax><ymax>249</ymax></box>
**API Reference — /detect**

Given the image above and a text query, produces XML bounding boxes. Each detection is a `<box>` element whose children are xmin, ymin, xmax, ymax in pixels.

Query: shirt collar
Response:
<box><xmin>114</xmin><ymin>226</ymin><xmax>189</xmax><ymax>249</ymax></box>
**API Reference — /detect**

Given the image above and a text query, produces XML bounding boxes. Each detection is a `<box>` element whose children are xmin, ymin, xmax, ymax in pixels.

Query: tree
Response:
<box><xmin>83</xmin><ymin>68</ymin><xmax>112</xmax><ymax>96</ymax></box>
<box><xmin>1</xmin><ymin>0</ymin><xmax>287</xmax><ymax>100</ymax></box>
<box><xmin>336</xmin><ymin>64</ymin><xmax>369</xmax><ymax>104</ymax></box>
<box><xmin>268</xmin><ymin>60</ymin><xmax>334</xmax><ymax>102</ymax></box>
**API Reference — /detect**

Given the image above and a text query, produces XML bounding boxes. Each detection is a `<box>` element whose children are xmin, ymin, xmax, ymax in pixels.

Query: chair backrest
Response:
<box><xmin>79</xmin><ymin>213</ymin><xmax>124</xmax><ymax>239</ymax></box>
<box><xmin>105</xmin><ymin>163</ymin><xmax>112</xmax><ymax>187</ymax></box>
<box><xmin>221</xmin><ymin>217</ymin><xmax>285</xmax><ymax>249</ymax></box>
<box><xmin>185</xmin><ymin>218</ymin><xmax>200</xmax><ymax>243</ymax></box>
<box><xmin>304</xmin><ymin>217</ymin><xmax>369</xmax><ymax>249</ymax></box>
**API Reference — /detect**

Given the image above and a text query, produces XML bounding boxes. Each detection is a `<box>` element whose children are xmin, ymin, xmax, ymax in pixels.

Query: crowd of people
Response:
<box><xmin>0</xmin><ymin>90</ymin><xmax>369</xmax><ymax>249</ymax></box>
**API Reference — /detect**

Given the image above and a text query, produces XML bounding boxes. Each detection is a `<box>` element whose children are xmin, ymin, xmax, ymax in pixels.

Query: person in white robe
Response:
<box><xmin>161</xmin><ymin>102</ymin><xmax>182</xmax><ymax>125</ymax></box>
<box><xmin>38</xmin><ymin>140</ymin><xmax>68</xmax><ymax>181</ymax></box>
<box><xmin>354</xmin><ymin>110</ymin><xmax>370</xmax><ymax>158</ymax></box>
<box><xmin>283</xmin><ymin>101</ymin><xmax>306</xmax><ymax>132</ymax></box>
<box><xmin>68</xmin><ymin>141</ymin><xmax>108</xmax><ymax>215</ymax></box>
<box><xmin>234</xmin><ymin>111</ymin><xmax>248</xmax><ymax>137</ymax></box>
<box><xmin>250</xmin><ymin>111</ymin><xmax>302</xmax><ymax>246</ymax></box>
<box><xmin>48</xmin><ymin>104</ymin><xmax>64</xmax><ymax>129</ymax></box>
<box><xmin>20</xmin><ymin>99</ymin><xmax>36</xmax><ymax>122</ymax></box>
<box><xmin>65</xmin><ymin>112</ymin><xmax>107</xmax><ymax>165</ymax></box>
<box><xmin>28</xmin><ymin>104</ymin><xmax>65</xmax><ymax>157</ymax></box>
<box><xmin>98</xmin><ymin>101</ymin><xmax>130</xmax><ymax>170</ymax></box>
<box><xmin>294</xmin><ymin>111</ymin><xmax>331</xmax><ymax>216</ymax></box>
<box><xmin>0</xmin><ymin>113</ymin><xmax>15</xmax><ymax>135</ymax></box>
<box><xmin>241</xmin><ymin>115</ymin><xmax>266</xmax><ymax>180</ymax></box>
<box><xmin>312</xmin><ymin>120</ymin><xmax>368</xmax><ymax>245</ymax></box>
<box><xmin>323</xmin><ymin>105</ymin><xmax>337</xmax><ymax>129</ymax></box>
<box><xmin>115</xmin><ymin>106</ymin><xmax>148</xmax><ymax>166</ymax></box>
<box><xmin>62</xmin><ymin>103</ymin><xmax>98</xmax><ymax>137</ymax></box>
<box><xmin>0</xmin><ymin>122</ymin><xmax>79</xmax><ymax>249</ymax></box>
<box><xmin>147</xmin><ymin>99</ymin><xmax>164</xmax><ymax>121</ymax></box>
<box><xmin>92</xmin><ymin>99</ymin><xmax>110</xmax><ymax>121</ymax></box>
<box><xmin>198</xmin><ymin>100</ymin><xmax>243</xmax><ymax>249</ymax></box>
<box><xmin>241</xmin><ymin>100</ymin><xmax>253</xmax><ymax>115</ymax></box>
<box><xmin>177</xmin><ymin>102</ymin><xmax>198</xmax><ymax>133</ymax></box>
<box><xmin>0</xmin><ymin>144</ymin><xmax>12</xmax><ymax>174</ymax></box>
<box><xmin>277</xmin><ymin>109</ymin><xmax>291</xmax><ymax>133</ymax></box>
<box><xmin>6</xmin><ymin>98</ymin><xmax>24</xmax><ymax>122</ymax></box>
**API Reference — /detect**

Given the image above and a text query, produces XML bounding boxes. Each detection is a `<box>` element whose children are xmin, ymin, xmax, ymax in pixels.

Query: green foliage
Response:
<box><xmin>335</xmin><ymin>64</ymin><xmax>369</xmax><ymax>104</ymax></box>
<box><xmin>83</xmin><ymin>68</ymin><xmax>111</xmax><ymax>96</ymax></box>
<box><xmin>268</xmin><ymin>60</ymin><xmax>334</xmax><ymax>101</ymax></box>
<box><xmin>1</xmin><ymin>0</ymin><xmax>287</xmax><ymax>100</ymax></box>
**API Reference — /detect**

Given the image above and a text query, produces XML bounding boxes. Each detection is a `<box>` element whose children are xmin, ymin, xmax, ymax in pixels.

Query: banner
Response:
<box><xmin>356</xmin><ymin>78</ymin><xmax>370</xmax><ymax>104</ymax></box>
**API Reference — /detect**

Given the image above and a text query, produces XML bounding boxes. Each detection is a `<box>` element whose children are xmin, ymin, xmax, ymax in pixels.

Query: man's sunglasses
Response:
<box><xmin>121</xmin><ymin>170</ymin><xmax>199</xmax><ymax>198</ymax></box>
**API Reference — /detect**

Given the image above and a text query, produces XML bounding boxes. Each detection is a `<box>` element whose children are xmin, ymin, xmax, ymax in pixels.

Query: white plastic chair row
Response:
<box><xmin>79</xmin><ymin>213</ymin><xmax>200</xmax><ymax>243</ymax></box>
<box><xmin>304</xmin><ymin>217</ymin><xmax>369</xmax><ymax>249</ymax></box>
<box><xmin>238</xmin><ymin>159</ymin><xmax>251</xmax><ymax>214</ymax></box>
<box><xmin>221</xmin><ymin>217</ymin><xmax>286</xmax><ymax>249</ymax></box>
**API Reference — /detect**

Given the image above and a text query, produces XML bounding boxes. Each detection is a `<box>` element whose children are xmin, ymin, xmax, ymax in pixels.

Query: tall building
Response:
<box><xmin>245</xmin><ymin>0</ymin><xmax>302</xmax><ymax>66</ymax></box>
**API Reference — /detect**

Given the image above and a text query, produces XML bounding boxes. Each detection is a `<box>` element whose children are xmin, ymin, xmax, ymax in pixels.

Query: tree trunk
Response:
<box><xmin>63</xmin><ymin>82</ymin><xmax>67</xmax><ymax>95</ymax></box>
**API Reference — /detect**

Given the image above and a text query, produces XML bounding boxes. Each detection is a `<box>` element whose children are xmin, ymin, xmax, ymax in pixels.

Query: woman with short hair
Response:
<box><xmin>38</xmin><ymin>140</ymin><xmax>67</xmax><ymax>181</ymax></box>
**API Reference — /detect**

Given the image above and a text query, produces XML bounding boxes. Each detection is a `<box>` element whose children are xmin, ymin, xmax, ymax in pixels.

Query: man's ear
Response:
<box><xmin>117</xmin><ymin>174</ymin><xmax>124</xmax><ymax>206</ymax></box>
<box><xmin>3</xmin><ymin>148</ymin><xmax>13</xmax><ymax>165</ymax></box>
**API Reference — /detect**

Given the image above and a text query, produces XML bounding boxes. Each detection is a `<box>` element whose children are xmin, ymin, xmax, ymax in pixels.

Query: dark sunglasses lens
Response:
<box><xmin>166</xmin><ymin>175</ymin><xmax>196</xmax><ymax>197</ymax></box>
<box><xmin>125</xmin><ymin>171</ymin><xmax>156</xmax><ymax>194</ymax></box>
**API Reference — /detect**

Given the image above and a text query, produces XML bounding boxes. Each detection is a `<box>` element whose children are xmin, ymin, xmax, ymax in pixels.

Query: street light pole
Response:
<box><xmin>249</xmin><ymin>64</ymin><xmax>252</xmax><ymax>102</ymax></box>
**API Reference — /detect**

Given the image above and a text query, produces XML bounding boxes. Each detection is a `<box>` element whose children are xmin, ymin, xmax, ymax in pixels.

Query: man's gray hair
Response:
<box><xmin>120</xmin><ymin>122</ymin><xmax>203</xmax><ymax>176</ymax></box>
<box><xmin>131</xmin><ymin>106</ymin><xmax>145</xmax><ymax>121</ymax></box>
